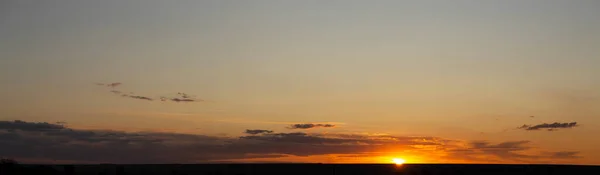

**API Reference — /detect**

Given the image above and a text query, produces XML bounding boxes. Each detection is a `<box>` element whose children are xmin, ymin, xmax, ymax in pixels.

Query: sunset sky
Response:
<box><xmin>1</xmin><ymin>0</ymin><xmax>600</xmax><ymax>164</ymax></box>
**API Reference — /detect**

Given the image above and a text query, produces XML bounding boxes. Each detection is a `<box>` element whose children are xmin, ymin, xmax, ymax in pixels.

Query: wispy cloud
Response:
<box><xmin>159</xmin><ymin>92</ymin><xmax>202</xmax><ymax>103</ymax></box>
<box><xmin>178</xmin><ymin>92</ymin><xmax>192</xmax><ymax>99</ymax></box>
<box><xmin>470</xmin><ymin>141</ymin><xmax>534</xmax><ymax>158</ymax></box>
<box><xmin>110</xmin><ymin>90</ymin><xmax>121</xmax><ymax>94</ymax></box>
<box><xmin>0</xmin><ymin>120</ymin><xmax>66</xmax><ymax>131</ymax></box>
<box><xmin>245</xmin><ymin>129</ymin><xmax>273</xmax><ymax>135</ymax></box>
<box><xmin>170</xmin><ymin>92</ymin><xmax>201</xmax><ymax>102</ymax></box>
<box><xmin>518</xmin><ymin>122</ymin><xmax>578</xmax><ymax>131</ymax></box>
<box><xmin>122</xmin><ymin>95</ymin><xmax>153</xmax><ymax>101</ymax></box>
<box><xmin>95</xmin><ymin>83</ymin><xmax>205</xmax><ymax>103</ymax></box>
<box><xmin>96</xmin><ymin>82</ymin><xmax>122</xmax><ymax>88</ymax></box>
<box><xmin>288</xmin><ymin>123</ymin><xmax>336</xmax><ymax>129</ymax></box>
<box><xmin>170</xmin><ymin>98</ymin><xmax>196</xmax><ymax>102</ymax></box>
<box><xmin>445</xmin><ymin>140</ymin><xmax>580</xmax><ymax>163</ymax></box>
<box><xmin>548</xmin><ymin>151</ymin><xmax>581</xmax><ymax>159</ymax></box>
<box><xmin>107</xmin><ymin>82</ymin><xmax>122</xmax><ymax>88</ymax></box>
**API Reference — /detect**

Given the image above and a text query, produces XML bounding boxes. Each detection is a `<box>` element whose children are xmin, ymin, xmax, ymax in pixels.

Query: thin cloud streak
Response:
<box><xmin>518</xmin><ymin>122</ymin><xmax>579</xmax><ymax>131</ymax></box>
<box><xmin>110</xmin><ymin>90</ymin><xmax>121</xmax><ymax>94</ymax></box>
<box><xmin>96</xmin><ymin>82</ymin><xmax>122</xmax><ymax>88</ymax></box>
<box><xmin>445</xmin><ymin>140</ymin><xmax>581</xmax><ymax>163</ymax></box>
<box><xmin>94</xmin><ymin>83</ymin><xmax>205</xmax><ymax>103</ymax></box>
<box><xmin>288</xmin><ymin>123</ymin><xmax>336</xmax><ymax>129</ymax></box>
<box><xmin>123</xmin><ymin>95</ymin><xmax>153</xmax><ymax>101</ymax></box>
<box><xmin>171</xmin><ymin>98</ymin><xmax>197</xmax><ymax>102</ymax></box>
<box><xmin>245</xmin><ymin>129</ymin><xmax>274</xmax><ymax>135</ymax></box>
<box><xmin>106</xmin><ymin>82</ymin><xmax>122</xmax><ymax>88</ymax></box>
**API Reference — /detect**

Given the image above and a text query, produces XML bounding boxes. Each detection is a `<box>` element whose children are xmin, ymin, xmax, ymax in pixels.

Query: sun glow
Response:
<box><xmin>392</xmin><ymin>158</ymin><xmax>406</xmax><ymax>165</ymax></box>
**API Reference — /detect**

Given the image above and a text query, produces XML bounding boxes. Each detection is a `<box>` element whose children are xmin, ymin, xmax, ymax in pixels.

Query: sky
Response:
<box><xmin>1</xmin><ymin>0</ymin><xmax>600</xmax><ymax>164</ymax></box>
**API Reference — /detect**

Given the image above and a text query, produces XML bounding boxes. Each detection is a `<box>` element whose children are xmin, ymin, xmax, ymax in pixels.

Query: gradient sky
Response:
<box><xmin>1</xmin><ymin>0</ymin><xmax>600</xmax><ymax>164</ymax></box>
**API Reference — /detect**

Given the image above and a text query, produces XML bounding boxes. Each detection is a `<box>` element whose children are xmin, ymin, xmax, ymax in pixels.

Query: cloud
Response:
<box><xmin>160</xmin><ymin>92</ymin><xmax>202</xmax><ymax>103</ymax></box>
<box><xmin>288</xmin><ymin>123</ymin><xmax>336</xmax><ymax>129</ymax></box>
<box><xmin>548</xmin><ymin>151</ymin><xmax>581</xmax><ymax>159</ymax></box>
<box><xmin>0</xmin><ymin>120</ymin><xmax>231</xmax><ymax>163</ymax></box>
<box><xmin>445</xmin><ymin>140</ymin><xmax>539</xmax><ymax>163</ymax></box>
<box><xmin>245</xmin><ymin>129</ymin><xmax>273</xmax><ymax>135</ymax></box>
<box><xmin>97</xmin><ymin>82</ymin><xmax>151</xmax><ymax>101</ymax></box>
<box><xmin>178</xmin><ymin>92</ymin><xmax>192</xmax><ymax>99</ymax></box>
<box><xmin>110</xmin><ymin>90</ymin><xmax>121</xmax><ymax>94</ymax></box>
<box><xmin>518</xmin><ymin>122</ymin><xmax>578</xmax><ymax>131</ymax></box>
<box><xmin>170</xmin><ymin>98</ymin><xmax>196</xmax><ymax>102</ymax></box>
<box><xmin>96</xmin><ymin>82</ymin><xmax>121</xmax><ymax>88</ymax></box>
<box><xmin>96</xmin><ymin>85</ymin><xmax>205</xmax><ymax>104</ymax></box>
<box><xmin>108</xmin><ymin>90</ymin><xmax>153</xmax><ymax>101</ymax></box>
<box><xmin>0</xmin><ymin>120</ymin><xmax>66</xmax><ymax>131</ymax></box>
<box><xmin>237</xmin><ymin>132</ymin><xmax>449</xmax><ymax>157</ymax></box>
<box><xmin>0</xmin><ymin>120</ymin><xmax>582</xmax><ymax>164</ymax></box>
<box><xmin>172</xmin><ymin>92</ymin><xmax>201</xmax><ymax>102</ymax></box>
<box><xmin>106</xmin><ymin>83</ymin><xmax>122</xmax><ymax>88</ymax></box>
<box><xmin>470</xmin><ymin>141</ymin><xmax>534</xmax><ymax>158</ymax></box>
<box><xmin>121</xmin><ymin>94</ymin><xmax>153</xmax><ymax>101</ymax></box>
<box><xmin>240</xmin><ymin>132</ymin><xmax>353</xmax><ymax>145</ymax></box>
<box><xmin>446</xmin><ymin>141</ymin><xmax>583</xmax><ymax>163</ymax></box>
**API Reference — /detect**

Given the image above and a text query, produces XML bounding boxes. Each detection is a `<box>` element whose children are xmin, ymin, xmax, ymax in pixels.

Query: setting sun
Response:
<box><xmin>392</xmin><ymin>158</ymin><xmax>406</xmax><ymax>165</ymax></box>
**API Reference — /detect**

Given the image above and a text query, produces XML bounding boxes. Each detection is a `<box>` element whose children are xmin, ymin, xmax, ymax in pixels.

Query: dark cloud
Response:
<box><xmin>518</xmin><ymin>122</ymin><xmax>578</xmax><ymax>131</ymax></box>
<box><xmin>121</xmin><ymin>94</ymin><xmax>153</xmax><ymax>101</ymax></box>
<box><xmin>98</xmin><ymin>83</ymin><xmax>154</xmax><ymax>102</ymax></box>
<box><xmin>127</xmin><ymin>96</ymin><xmax>153</xmax><ymax>101</ymax></box>
<box><xmin>170</xmin><ymin>98</ymin><xmax>196</xmax><ymax>102</ymax></box>
<box><xmin>245</xmin><ymin>129</ymin><xmax>273</xmax><ymax>135</ymax></box>
<box><xmin>0</xmin><ymin>120</ymin><xmax>232</xmax><ymax>163</ymax></box>
<box><xmin>173</xmin><ymin>92</ymin><xmax>201</xmax><ymax>102</ymax></box>
<box><xmin>160</xmin><ymin>93</ymin><xmax>202</xmax><ymax>103</ymax></box>
<box><xmin>0</xmin><ymin>120</ymin><xmax>442</xmax><ymax>163</ymax></box>
<box><xmin>0</xmin><ymin>120</ymin><xmax>66</xmax><ymax>131</ymax></box>
<box><xmin>288</xmin><ymin>123</ymin><xmax>336</xmax><ymax>129</ymax></box>
<box><xmin>0</xmin><ymin>120</ymin><xmax>582</xmax><ymax>164</ymax></box>
<box><xmin>96</xmin><ymin>85</ymin><xmax>205</xmax><ymax>103</ymax></box>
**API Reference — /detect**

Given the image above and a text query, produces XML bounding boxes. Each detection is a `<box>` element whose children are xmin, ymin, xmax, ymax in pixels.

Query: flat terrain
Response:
<box><xmin>2</xmin><ymin>164</ymin><xmax>600</xmax><ymax>175</ymax></box>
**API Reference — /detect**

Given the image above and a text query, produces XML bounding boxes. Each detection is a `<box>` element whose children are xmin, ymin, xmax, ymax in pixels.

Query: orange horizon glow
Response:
<box><xmin>392</xmin><ymin>158</ymin><xmax>406</xmax><ymax>165</ymax></box>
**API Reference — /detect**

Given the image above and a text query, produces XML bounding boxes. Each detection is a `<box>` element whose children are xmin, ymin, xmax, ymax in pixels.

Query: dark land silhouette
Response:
<box><xmin>2</xmin><ymin>159</ymin><xmax>599</xmax><ymax>175</ymax></box>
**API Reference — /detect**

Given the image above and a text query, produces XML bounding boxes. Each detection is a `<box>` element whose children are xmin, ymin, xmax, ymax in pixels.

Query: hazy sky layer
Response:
<box><xmin>1</xmin><ymin>0</ymin><xmax>600</xmax><ymax>164</ymax></box>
